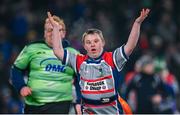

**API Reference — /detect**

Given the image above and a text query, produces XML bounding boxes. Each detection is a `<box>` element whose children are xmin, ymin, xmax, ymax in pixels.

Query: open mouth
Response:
<box><xmin>91</xmin><ymin>48</ymin><xmax>97</xmax><ymax>53</ymax></box>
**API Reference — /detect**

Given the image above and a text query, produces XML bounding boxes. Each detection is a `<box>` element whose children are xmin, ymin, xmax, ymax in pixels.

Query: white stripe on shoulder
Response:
<box><xmin>120</xmin><ymin>46</ymin><xmax>127</xmax><ymax>61</ymax></box>
<box><xmin>113</xmin><ymin>50</ymin><xmax>120</xmax><ymax>71</ymax></box>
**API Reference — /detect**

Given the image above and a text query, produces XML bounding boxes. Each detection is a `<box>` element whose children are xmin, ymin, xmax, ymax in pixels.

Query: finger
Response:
<box><xmin>22</xmin><ymin>91</ymin><xmax>27</xmax><ymax>97</ymax></box>
<box><xmin>146</xmin><ymin>8</ymin><xmax>150</xmax><ymax>12</ymax></box>
<box><xmin>47</xmin><ymin>12</ymin><xmax>54</xmax><ymax>24</ymax></box>
<box><xmin>47</xmin><ymin>12</ymin><xmax>52</xmax><ymax>18</ymax></box>
<box><xmin>144</xmin><ymin>9</ymin><xmax>150</xmax><ymax>15</ymax></box>
<box><xmin>28</xmin><ymin>88</ymin><xmax>32</xmax><ymax>95</ymax></box>
<box><xmin>20</xmin><ymin>89</ymin><xmax>25</xmax><ymax>96</ymax></box>
<box><xmin>146</xmin><ymin>9</ymin><xmax>150</xmax><ymax>15</ymax></box>
<box><xmin>143</xmin><ymin>8</ymin><xmax>145</xmax><ymax>13</ymax></box>
<box><xmin>142</xmin><ymin>9</ymin><xmax>149</xmax><ymax>17</ymax></box>
<box><xmin>23</xmin><ymin>88</ymin><xmax>31</xmax><ymax>96</ymax></box>
<box><xmin>142</xmin><ymin>8</ymin><xmax>149</xmax><ymax>14</ymax></box>
<box><xmin>140</xmin><ymin>10</ymin><xmax>143</xmax><ymax>17</ymax></box>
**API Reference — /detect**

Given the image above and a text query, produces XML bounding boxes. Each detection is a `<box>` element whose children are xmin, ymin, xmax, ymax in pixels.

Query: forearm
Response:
<box><xmin>124</xmin><ymin>8</ymin><xmax>150</xmax><ymax>56</ymax></box>
<box><xmin>10</xmin><ymin>65</ymin><xmax>26</xmax><ymax>93</ymax></box>
<box><xmin>52</xmin><ymin>28</ymin><xmax>64</xmax><ymax>60</ymax></box>
<box><xmin>124</xmin><ymin>21</ymin><xmax>141</xmax><ymax>56</ymax></box>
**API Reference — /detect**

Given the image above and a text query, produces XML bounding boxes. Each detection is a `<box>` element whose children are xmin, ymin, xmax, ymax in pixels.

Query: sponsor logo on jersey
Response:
<box><xmin>40</xmin><ymin>58</ymin><xmax>66</xmax><ymax>72</ymax></box>
<box><xmin>84</xmin><ymin>80</ymin><xmax>108</xmax><ymax>91</ymax></box>
<box><xmin>45</xmin><ymin>64</ymin><xmax>65</xmax><ymax>72</ymax></box>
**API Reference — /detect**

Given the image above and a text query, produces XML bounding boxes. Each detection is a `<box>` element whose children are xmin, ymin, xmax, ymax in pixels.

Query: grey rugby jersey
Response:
<box><xmin>63</xmin><ymin>45</ymin><xmax>128</xmax><ymax>114</ymax></box>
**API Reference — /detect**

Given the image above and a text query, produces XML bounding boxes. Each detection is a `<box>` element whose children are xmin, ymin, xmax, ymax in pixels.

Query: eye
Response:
<box><xmin>86</xmin><ymin>41</ymin><xmax>91</xmax><ymax>44</ymax></box>
<box><xmin>94</xmin><ymin>39</ymin><xmax>99</xmax><ymax>43</ymax></box>
<box><xmin>47</xmin><ymin>28</ymin><xmax>53</xmax><ymax>32</ymax></box>
<box><xmin>59</xmin><ymin>29</ymin><xmax>66</xmax><ymax>32</ymax></box>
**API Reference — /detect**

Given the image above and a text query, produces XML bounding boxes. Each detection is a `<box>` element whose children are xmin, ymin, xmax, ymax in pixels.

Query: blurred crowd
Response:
<box><xmin>0</xmin><ymin>0</ymin><xmax>179</xmax><ymax>113</ymax></box>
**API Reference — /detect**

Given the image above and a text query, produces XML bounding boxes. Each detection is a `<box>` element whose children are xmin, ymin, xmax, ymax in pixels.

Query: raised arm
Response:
<box><xmin>47</xmin><ymin>12</ymin><xmax>64</xmax><ymax>60</ymax></box>
<box><xmin>124</xmin><ymin>9</ymin><xmax>150</xmax><ymax>56</ymax></box>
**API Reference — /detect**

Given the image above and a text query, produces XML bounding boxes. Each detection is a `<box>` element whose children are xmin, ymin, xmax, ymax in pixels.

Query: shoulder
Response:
<box><xmin>103</xmin><ymin>52</ymin><xmax>113</xmax><ymax>58</ymax></box>
<box><xmin>102</xmin><ymin>52</ymin><xmax>115</xmax><ymax>67</ymax></box>
<box><xmin>66</xmin><ymin>47</ymin><xmax>80</xmax><ymax>54</ymax></box>
<box><xmin>26</xmin><ymin>40</ymin><xmax>45</xmax><ymax>46</ymax></box>
<box><xmin>25</xmin><ymin>40</ymin><xmax>46</xmax><ymax>47</ymax></box>
<box><xmin>20</xmin><ymin>40</ymin><xmax>47</xmax><ymax>54</ymax></box>
<box><xmin>76</xmin><ymin>54</ymin><xmax>88</xmax><ymax>70</ymax></box>
<box><xmin>25</xmin><ymin>40</ymin><xmax>47</xmax><ymax>49</ymax></box>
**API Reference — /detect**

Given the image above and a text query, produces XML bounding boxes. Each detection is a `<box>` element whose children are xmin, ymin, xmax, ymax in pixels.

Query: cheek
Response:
<box><xmin>98</xmin><ymin>43</ymin><xmax>104</xmax><ymax>49</ymax></box>
<box><xmin>48</xmin><ymin>32</ymin><xmax>52</xmax><ymax>36</ymax></box>
<box><xmin>45</xmin><ymin>32</ymin><xmax>52</xmax><ymax>37</ymax></box>
<box><xmin>84</xmin><ymin>44</ymin><xmax>90</xmax><ymax>51</ymax></box>
<box><xmin>83</xmin><ymin>45</ymin><xmax>88</xmax><ymax>51</ymax></box>
<box><xmin>46</xmin><ymin>36</ymin><xmax>53</xmax><ymax>44</ymax></box>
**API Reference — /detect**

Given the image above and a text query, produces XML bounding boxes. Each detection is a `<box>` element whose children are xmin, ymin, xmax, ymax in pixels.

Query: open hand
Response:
<box><xmin>135</xmin><ymin>8</ymin><xmax>150</xmax><ymax>24</ymax></box>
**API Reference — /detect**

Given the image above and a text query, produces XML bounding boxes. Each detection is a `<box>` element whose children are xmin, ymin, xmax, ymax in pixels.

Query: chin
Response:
<box><xmin>92</xmin><ymin>54</ymin><xmax>100</xmax><ymax>58</ymax></box>
<box><xmin>92</xmin><ymin>55</ymin><xmax>98</xmax><ymax>58</ymax></box>
<box><xmin>88</xmin><ymin>54</ymin><xmax>95</xmax><ymax>58</ymax></box>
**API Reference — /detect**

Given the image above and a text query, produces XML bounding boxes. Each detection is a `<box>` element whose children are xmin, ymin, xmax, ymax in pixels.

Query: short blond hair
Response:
<box><xmin>82</xmin><ymin>28</ymin><xmax>105</xmax><ymax>43</ymax></box>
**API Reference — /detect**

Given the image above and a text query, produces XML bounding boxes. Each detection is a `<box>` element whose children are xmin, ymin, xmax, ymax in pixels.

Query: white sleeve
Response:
<box><xmin>113</xmin><ymin>45</ymin><xmax>129</xmax><ymax>71</ymax></box>
<box><xmin>62</xmin><ymin>49</ymin><xmax>78</xmax><ymax>73</ymax></box>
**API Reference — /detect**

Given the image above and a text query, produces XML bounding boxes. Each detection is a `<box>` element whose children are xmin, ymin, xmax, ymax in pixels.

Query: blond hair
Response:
<box><xmin>82</xmin><ymin>28</ymin><xmax>105</xmax><ymax>43</ymax></box>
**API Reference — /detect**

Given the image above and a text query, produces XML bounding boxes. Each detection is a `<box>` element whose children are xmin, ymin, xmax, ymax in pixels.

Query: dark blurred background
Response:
<box><xmin>0</xmin><ymin>0</ymin><xmax>179</xmax><ymax>113</ymax></box>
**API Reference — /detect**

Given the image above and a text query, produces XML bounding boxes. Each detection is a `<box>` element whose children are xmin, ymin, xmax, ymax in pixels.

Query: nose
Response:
<box><xmin>91</xmin><ymin>42</ymin><xmax>95</xmax><ymax>47</ymax></box>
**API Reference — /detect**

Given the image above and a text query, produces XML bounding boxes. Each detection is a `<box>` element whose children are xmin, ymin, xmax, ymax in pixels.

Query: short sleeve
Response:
<box><xmin>113</xmin><ymin>45</ymin><xmax>129</xmax><ymax>71</ymax></box>
<box><xmin>63</xmin><ymin>49</ymin><xmax>78</xmax><ymax>73</ymax></box>
<box><xmin>14</xmin><ymin>46</ymin><xmax>31</xmax><ymax>70</ymax></box>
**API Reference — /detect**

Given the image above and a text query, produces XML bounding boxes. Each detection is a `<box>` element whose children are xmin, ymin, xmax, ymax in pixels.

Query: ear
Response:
<box><xmin>44</xmin><ymin>30</ymin><xmax>47</xmax><ymax>38</ymax></box>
